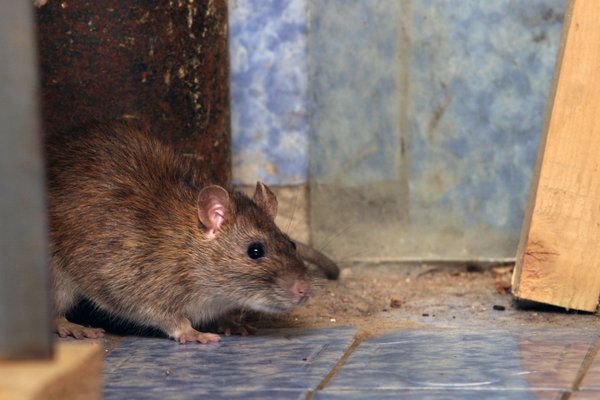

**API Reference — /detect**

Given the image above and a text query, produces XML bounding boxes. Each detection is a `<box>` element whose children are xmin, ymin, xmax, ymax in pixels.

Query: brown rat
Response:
<box><xmin>46</xmin><ymin>120</ymin><xmax>312</xmax><ymax>343</ymax></box>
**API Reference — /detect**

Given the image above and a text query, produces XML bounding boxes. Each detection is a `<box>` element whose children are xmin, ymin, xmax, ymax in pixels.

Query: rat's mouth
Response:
<box><xmin>245</xmin><ymin>295</ymin><xmax>304</xmax><ymax>314</ymax></box>
<box><xmin>295</xmin><ymin>296</ymin><xmax>309</xmax><ymax>307</ymax></box>
<box><xmin>251</xmin><ymin>303</ymin><xmax>290</xmax><ymax>313</ymax></box>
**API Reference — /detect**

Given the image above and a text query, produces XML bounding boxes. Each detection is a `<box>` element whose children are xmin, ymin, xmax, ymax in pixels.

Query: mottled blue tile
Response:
<box><xmin>312</xmin><ymin>390</ymin><xmax>565</xmax><ymax>400</ymax></box>
<box><xmin>308</xmin><ymin>0</ymin><xmax>403</xmax><ymax>186</ymax></box>
<box><xmin>230</xmin><ymin>0</ymin><xmax>567</xmax><ymax>259</ymax></box>
<box><xmin>325</xmin><ymin>329</ymin><xmax>597</xmax><ymax>390</ymax></box>
<box><xmin>308</xmin><ymin>0</ymin><xmax>566</xmax><ymax>260</ymax></box>
<box><xmin>104</xmin><ymin>326</ymin><xmax>356</xmax><ymax>393</ymax></box>
<box><xmin>229</xmin><ymin>0</ymin><xmax>308</xmax><ymax>185</ymax></box>
<box><xmin>104</xmin><ymin>389</ymin><xmax>308</xmax><ymax>400</ymax></box>
<box><xmin>408</xmin><ymin>1</ymin><xmax>565</xmax><ymax>234</ymax></box>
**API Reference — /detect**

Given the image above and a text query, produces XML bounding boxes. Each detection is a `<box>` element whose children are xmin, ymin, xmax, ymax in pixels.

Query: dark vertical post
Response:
<box><xmin>0</xmin><ymin>0</ymin><xmax>53</xmax><ymax>359</ymax></box>
<box><xmin>36</xmin><ymin>0</ymin><xmax>231</xmax><ymax>185</ymax></box>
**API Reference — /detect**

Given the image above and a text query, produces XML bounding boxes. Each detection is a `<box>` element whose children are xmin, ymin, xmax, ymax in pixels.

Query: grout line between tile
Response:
<box><xmin>104</xmin><ymin>336</ymin><xmax>126</xmax><ymax>355</ymax></box>
<box><xmin>304</xmin><ymin>337</ymin><xmax>364</xmax><ymax>399</ymax></box>
<box><xmin>567</xmin><ymin>333</ymin><xmax>600</xmax><ymax>398</ymax></box>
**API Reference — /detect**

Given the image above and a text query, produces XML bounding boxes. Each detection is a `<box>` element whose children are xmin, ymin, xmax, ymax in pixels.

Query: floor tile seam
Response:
<box><xmin>105</xmin><ymin>349</ymin><xmax>138</xmax><ymax>373</ymax></box>
<box><xmin>304</xmin><ymin>337</ymin><xmax>364</xmax><ymax>399</ymax></box>
<box><xmin>570</xmin><ymin>333</ymin><xmax>600</xmax><ymax>393</ymax></box>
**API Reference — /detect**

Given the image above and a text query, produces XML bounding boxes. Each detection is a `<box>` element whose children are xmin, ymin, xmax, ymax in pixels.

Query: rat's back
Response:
<box><xmin>46</xmin><ymin>120</ymin><xmax>202</xmax><ymax>328</ymax></box>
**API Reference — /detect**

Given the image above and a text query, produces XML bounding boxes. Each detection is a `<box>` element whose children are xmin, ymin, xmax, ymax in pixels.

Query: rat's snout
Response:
<box><xmin>293</xmin><ymin>281</ymin><xmax>311</xmax><ymax>305</ymax></box>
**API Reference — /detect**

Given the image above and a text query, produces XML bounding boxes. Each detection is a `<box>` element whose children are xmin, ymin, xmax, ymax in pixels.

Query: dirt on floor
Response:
<box><xmin>85</xmin><ymin>262</ymin><xmax>600</xmax><ymax>350</ymax></box>
<box><xmin>244</xmin><ymin>262</ymin><xmax>600</xmax><ymax>341</ymax></box>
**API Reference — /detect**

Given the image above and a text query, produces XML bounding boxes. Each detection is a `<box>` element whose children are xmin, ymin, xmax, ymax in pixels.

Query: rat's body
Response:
<box><xmin>46</xmin><ymin>120</ymin><xmax>311</xmax><ymax>343</ymax></box>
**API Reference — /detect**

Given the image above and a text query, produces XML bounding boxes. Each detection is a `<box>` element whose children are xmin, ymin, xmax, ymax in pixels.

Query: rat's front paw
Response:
<box><xmin>54</xmin><ymin>316</ymin><xmax>105</xmax><ymax>340</ymax></box>
<box><xmin>217</xmin><ymin>319</ymin><xmax>257</xmax><ymax>337</ymax></box>
<box><xmin>176</xmin><ymin>328</ymin><xmax>221</xmax><ymax>344</ymax></box>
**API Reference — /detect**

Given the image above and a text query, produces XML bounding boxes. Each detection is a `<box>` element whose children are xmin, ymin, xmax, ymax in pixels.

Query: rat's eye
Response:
<box><xmin>247</xmin><ymin>242</ymin><xmax>265</xmax><ymax>259</ymax></box>
<box><xmin>290</xmin><ymin>240</ymin><xmax>297</xmax><ymax>250</ymax></box>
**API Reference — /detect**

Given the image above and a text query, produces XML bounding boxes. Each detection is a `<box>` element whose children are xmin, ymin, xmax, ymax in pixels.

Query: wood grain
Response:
<box><xmin>0</xmin><ymin>342</ymin><xmax>102</xmax><ymax>400</ymax></box>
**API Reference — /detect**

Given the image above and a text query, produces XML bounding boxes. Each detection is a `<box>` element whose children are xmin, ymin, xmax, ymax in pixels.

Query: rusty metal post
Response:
<box><xmin>0</xmin><ymin>0</ymin><xmax>53</xmax><ymax>359</ymax></box>
<box><xmin>35</xmin><ymin>0</ymin><xmax>231</xmax><ymax>185</ymax></box>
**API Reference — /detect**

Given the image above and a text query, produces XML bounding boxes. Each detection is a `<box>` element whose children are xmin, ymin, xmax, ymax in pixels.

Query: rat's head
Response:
<box><xmin>196</xmin><ymin>182</ymin><xmax>311</xmax><ymax>313</ymax></box>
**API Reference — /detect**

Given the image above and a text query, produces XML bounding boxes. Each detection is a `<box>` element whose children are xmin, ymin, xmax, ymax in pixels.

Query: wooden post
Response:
<box><xmin>35</xmin><ymin>0</ymin><xmax>232</xmax><ymax>186</ymax></box>
<box><xmin>512</xmin><ymin>0</ymin><xmax>600</xmax><ymax>312</ymax></box>
<box><xmin>0</xmin><ymin>0</ymin><xmax>53</xmax><ymax>359</ymax></box>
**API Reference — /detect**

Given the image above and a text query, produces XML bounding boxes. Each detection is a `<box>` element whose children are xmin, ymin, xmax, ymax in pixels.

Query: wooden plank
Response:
<box><xmin>0</xmin><ymin>342</ymin><xmax>102</xmax><ymax>400</ymax></box>
<box><xmin>0</xmin><ymin>0</ymin><xmax>52</xmax><ymax>358</ymax></box>
<box><xmin>512</xmin><ymin>0</ymin><xmax>600</xmax><ymax>311</ymax></box>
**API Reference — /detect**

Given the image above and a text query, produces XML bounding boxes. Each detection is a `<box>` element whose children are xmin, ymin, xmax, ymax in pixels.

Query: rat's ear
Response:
<box><xmin>197</xmin><ymin>186</ymin><xmax>230</xmax><ymax>240</ymax></box>
<box><xmin>252</xmin><ymin>181</ymin><xmax>278</xmax><ymax>220</ymax></box>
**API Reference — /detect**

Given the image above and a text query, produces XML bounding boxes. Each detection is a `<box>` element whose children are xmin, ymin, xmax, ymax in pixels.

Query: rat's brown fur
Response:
<box><xmin>46</xmin><ymin>120</ymin><xmax>311</xmax><ymax>343</ymax></box>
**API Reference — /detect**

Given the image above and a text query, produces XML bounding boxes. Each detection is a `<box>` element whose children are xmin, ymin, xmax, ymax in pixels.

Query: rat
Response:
<box><xmin>45</xmin><ymin>120</ymin><xmax>318</xmax><ymax>343</ymax></box>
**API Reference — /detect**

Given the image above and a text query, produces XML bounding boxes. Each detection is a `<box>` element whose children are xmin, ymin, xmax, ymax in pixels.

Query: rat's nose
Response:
<box><xmin>294</xmin><ymin>281</ymin><xmax>310</xmax><ymax>299</ymax></box>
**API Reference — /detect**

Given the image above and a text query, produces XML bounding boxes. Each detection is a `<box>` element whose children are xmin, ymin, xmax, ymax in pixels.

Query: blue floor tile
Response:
<box><xmin>103</xmin><ymin>389</ymin><xmax>309</xmax><ymax>400</ymax></box>
<box><xmin>571</xmin><ymin>391</ymin><xmax>600</xmax><ymax>400</ymax></box>
<box><xmin>324</xmin><ymin>329</ymin><xmax>598</xmax><ymax>391</ymax></box>
<box><xmin>312</xmin><ymin>390</ymin><xmax>565</xmax><ymax>400</ymax></box>
<box><xmin>103</xmin><ymin>326</ymin><xmax>356</xmax><ymax>398</ymax></box>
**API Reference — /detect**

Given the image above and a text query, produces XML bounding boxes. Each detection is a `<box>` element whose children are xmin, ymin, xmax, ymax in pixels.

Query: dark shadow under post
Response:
<box><xmin>0</xmin><ymin>0</ymin><xmax>53</xmax><ymax>359</ymax></box>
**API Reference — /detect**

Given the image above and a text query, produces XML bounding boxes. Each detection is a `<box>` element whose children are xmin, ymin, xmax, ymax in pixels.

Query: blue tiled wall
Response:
<box><xmin>408</xmin><ymin>1</ymin><xmax>565</xmax><ymax>232</ymax></box>
<box><xmin>229</xmin><ymin>0</ymin><xmax>308</xmax><ymax>185</ymax></box>
<box><xmin>229</xmin><ymin>0</ymin><xmax>567</xmax><ymax>259</ymax></box>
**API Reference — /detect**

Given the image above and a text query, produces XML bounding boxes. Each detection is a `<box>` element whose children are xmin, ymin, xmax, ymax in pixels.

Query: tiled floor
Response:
<box><xmin>101</xmin><ymin>325</ymin><xmax>600</xmax><ymax>399</ymax></box>
<box><xmin>95</xmin><ymin>263</ymin><xmax>600</xmax><ymax>399</ymax></box>
<box><xmin>103</xmin><ymin>327</ymin><xmax>355</xmax><ymax>399</ymax></box>
<box><xmin>311</xmin><ymin>391</ymin><xmax>566</xmax><ymax>399</ymax></box>
<box><xmin>326</xmin><ymin>329</ymin><xmax>597</xmax><ymax>391</ymax></box>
